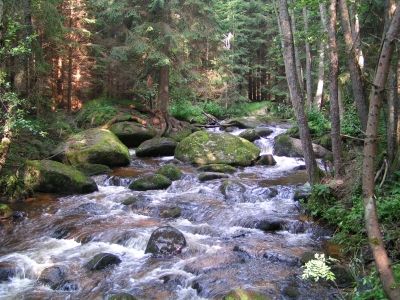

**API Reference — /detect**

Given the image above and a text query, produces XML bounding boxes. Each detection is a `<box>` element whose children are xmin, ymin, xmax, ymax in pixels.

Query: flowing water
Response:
<box><xmin>0</xmin><ymin>125</ymin><xmax>338</xmax><ymax>299</ymax></box>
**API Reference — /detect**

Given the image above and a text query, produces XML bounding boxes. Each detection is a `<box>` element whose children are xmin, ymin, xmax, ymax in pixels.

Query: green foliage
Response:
<box><xmin>341</xmin><ymin>105</ymin><xmax>362</xmax><ymax>137</ymax></box>
<box><xmin>75</xmin><ymin>98</ymin><xmax>118</xmax><ymax>128</ymax></box>
<box><xmin>306</xmin><ymin>108</ymin><xmax>330</xmax><ymax>137</ymax></box>
<box><xmin>302</xmin><ymin>253</ymin><xmax>337</xmax><ymax>282</ymax></box>
<box><xmin>170</xmin><ymin>100</ymin><xmax>206</xmax><ymax>124</ymax></box>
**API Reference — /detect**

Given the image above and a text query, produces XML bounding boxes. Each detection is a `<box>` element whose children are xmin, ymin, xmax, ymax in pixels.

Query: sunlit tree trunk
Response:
<box><xmin>303</xmin><ymin>7</ymin><xmax>312</xmax><ymax>108</ymax></box>
<box><xmin>350</xmin><ymin>3</ymin><xmax>365</xmax><ymax>70</ymax></box>
<box><xmin>290</xmin><ymin>7</ymin><xmax>304</xmax><ymax>93</ymax></box>
<box><xmin>314</xmin><ymin>40</ymin><xmax>325</xmax><ymax>110</ymax></box>
<box><xmin>338</xmin><ymin>0</ymin><xmax>368</xmax><ymax>131</ymax></box>
<box><xmin>362</xmin><ymin>5</ymin><xmax>400</xmax><ymax>299</ymax></box>
<box><xmin>279</xmin><ymin>0</ymin><xmax>320</xmax><ymax>185</ymax></box>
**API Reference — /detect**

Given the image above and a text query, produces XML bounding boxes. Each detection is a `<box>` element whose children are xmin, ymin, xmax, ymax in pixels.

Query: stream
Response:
<box><xmin>0</xmin><ymin>124</ymin><xmax>339</xmax><ymax>299</ymax></box>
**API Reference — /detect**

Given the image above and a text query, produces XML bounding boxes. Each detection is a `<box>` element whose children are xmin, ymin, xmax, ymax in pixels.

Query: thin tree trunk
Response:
<box><xmin>314</xmin><ymin>41</ymin><xmax>325</xmax><ymax>109</ymax></box>
<box><xmin>338</xmin><ymin>0</ymin><xmax>368</xmax><ymax>131</ymax></box>
<box><xmin>290</xmin><ymin>7</ymin><xmax>304</xmax><ymax>93</ymax></box>
<box><xmin>324</xmin><ymin>1</ymin><xmax>343</xmax><ymax>177</ymax></box>
<box><xmin>387</xmin><ymin>58</ymin><xmax>398</xmax><ymax>167</ymax></box>
<box><xmin>158</xmin><ymin>64</ymin><xmax>169</xmax><ymax>114</ymax></box>
<box><xmin>303</xmin><ymin>7</ymin><xmax>313</xmax><ymax>108</ymax></box>
<box><xmin>350</xmin><ymin>4</ymin><xmax>365</xmax><ymax>70</ymax></box>
<box><xmin>362</xmin><ymin>5</ymin><xmax>400</xmax><ymax>299</ymax></box>
<box><xmin>0</xmin><ymin>104</ymin><xmax>14</xmax><ymax>174</ymax></box>
<box><xmin>279</xmin><ymin>0</ymin><xmax>320</xmax><ymax>185</ymax></box>
<box><xmin>67</xmin><ymin>45</ymin><xmax>73</xmax><ymax>112</ymax></box>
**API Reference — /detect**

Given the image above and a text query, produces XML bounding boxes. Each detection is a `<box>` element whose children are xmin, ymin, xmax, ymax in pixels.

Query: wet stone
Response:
<box><xmin>145</xmin><ymin>226</ymin><xmax>186</xmax><ymax>256</ymax></box>
<box><xmin>38</xmin><ymin>265</ymin><xmax>67</xmax><ymax>289</ymax></box>
<box><xmin>255</xmin><ymin>154</ymin><xmax>277</xmax><ymax>166</ymax></box>
<box><xmin>108</xmin><ymin>293</ymin><xmax>137</xmax><ymax>300</ymax></box>
<box><xmin>159</xmin><ymin>207</ymin><xmax>181</xmax><ymax>219</ymax></box>
<box><xmin>57</xmin><ymin>280</ymin><xmax>79</xmax><ymax>291</ymax></box>
<box><xmin>255</xmin><ymin>219</ymin><xmax>285</xmax><ymax>232</ymax></box>
<box><xmin>331</xmin><ymin>265</ymin><xmax>355</xmax><ymax>288</ymax></box>
<box><xmin>70</xmin><ymin>202</ymin><xmax>108</xmax><ymax>215</ymax></box>
<box><xmin>198</xmin><ymin>172</ymin><xmax>229</xmax><ymax>182</ymax></box>
<box><xmin>85</xmin><ymin>253</ymin><xmax>122</xmax><ymax>271</ymax></box>
<box><xmin>0</xmin><ymin>262</ymin><xmax>17</xmax><ymax>283</ymax></box>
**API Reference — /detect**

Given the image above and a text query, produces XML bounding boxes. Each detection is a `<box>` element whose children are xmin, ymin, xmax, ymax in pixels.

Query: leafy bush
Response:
<box><xmin>202</xmin><ymin>101</ymin><xmax>226</xmax><ymax>119</ymax></box>
<box><xmin>170</xmin><ymin>100</ymin><xmax>206</xmax><ymax>123</ymax></box>
<box><xmin>341</xmin><ymin>105</ymin><xmax>362</xmax><ymax>137</ymax></box>
<box><xmin>302</xmin><ymin>253</ymin><xmax>337</xmax><ymax>282</ymax></box>
<box><xmin>75</xmin><ymin>98</ymin><xmax>118</xmax><ymax>128</ymax></box>
<box><xmin>306</xmin><ymin>108</ymin><xmax>331</xmax><ymax>137</ymax></box>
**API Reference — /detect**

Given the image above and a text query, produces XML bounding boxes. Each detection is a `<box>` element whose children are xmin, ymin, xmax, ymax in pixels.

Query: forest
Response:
<box><xmin>1</xmin><ymin>0</ymin><xmax>400</xmax><ymax>299</ymax></box>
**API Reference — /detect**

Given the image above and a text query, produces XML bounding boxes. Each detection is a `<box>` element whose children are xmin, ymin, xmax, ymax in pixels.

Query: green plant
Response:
<box><xmin>302</xmin><ymin>253</ymin><xmax>337</xmax><ymax>282</ymax></box>
<box><xmin>306</xmin><ymin>108</ymin><xmax>331</xmax><ymax>137</ymax></box>
<box><xmin>75</xmin><ymin>98</ymin><xmax>118</xmax><ymax>128</ymax></box>
<box><xmin>341</xmin><ymin>105</ymin><xmax>362</xmax><ymax>137</ymax></box>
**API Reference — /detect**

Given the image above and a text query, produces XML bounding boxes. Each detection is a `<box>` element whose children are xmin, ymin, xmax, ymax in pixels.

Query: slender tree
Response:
<box><xmin>303</xmin><ymin>7</ymin><xmax>313</xmax><ymax>108</ymax></box>
<box><xmin>362</xmin><ymin>4</ymin><xmax>400</xmax><ymax>299</ymax></box>
<box><xmin>278</xmin><ymin>0</ymin><xmax>320</xmax><ymax>185</ymax></box>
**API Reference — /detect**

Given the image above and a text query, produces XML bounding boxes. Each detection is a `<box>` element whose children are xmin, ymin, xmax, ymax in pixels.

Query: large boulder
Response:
<box><xmin>54</xmin><ymin>128</ymin><xmax>130</xmax><ymax>167</ymax></box>
<box><xmin>145</xmin><ymin>226</ymin><xmax>186</xmax><ymax>256</ymax></box>
<box><xmin>221</xmin><ymin>117</ymin><xmax>264</xmax><ymax>129</ymax></box>
<box><xmin>24</xmin><ymin>160</ymin><xmax>98</xmax><ymax>194</ymax></box>
<box><xmin>156</xmin><ymin>164</ymin><xmax>183</xmax><ymax>181</ymax></box>
<box><xmin>239</xmin><ymin>129</ymin><xmax>260</xmax><ymax>142</ymax></box>
<box><xmin>197</xmin><ymin>164</ymin><xmax>237</xmax><ymax>174</ymax></box>
<box><xmin>175</xmin><ymin>131</ymin><xmax>260</xmax><ymax>166</ymax></box>
<box><xmin>198</xmin><ymin>172</ymin><xmax>229</xmax><ymax>182</ymax></box>
<box><xmin>136</xmin><ymin>138</ymin><xmax>177</xmax><ymax>157</ymax></box>
<box><xmin>273</xmin><ymin>135</ymin><xmax>332</xmax><ymax>159</ymax></box>
<box><xmin>129</xmin><ymin>174</ymin><xmax>172</xmax><ymax>191</ymax></box>
<box><xmin>85</xmin><ymin>253</ymin><xmax>121</xmax><ymax>271</ymax></box>
<box><xmin>109</xmin><ymin>122</ymin><xmax>157</xmax><ymax>147</ymax></box>
<box><xmin>38</xmin><ymin>265</ymin><xmax>67</xmax><ymax>289</ymax></box>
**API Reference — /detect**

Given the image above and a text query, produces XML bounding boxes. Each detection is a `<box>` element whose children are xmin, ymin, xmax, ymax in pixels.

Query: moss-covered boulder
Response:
<box><xmin>0</xmin><ymin>204</ymin><xmax>12</xmax><ymax>218</ymax></box>
<box><xmin>222</xmin><ymin>289</ymin><xmax>270</xmax><ymax>300</ymax></box>
<box><xmin>167</xmin><ymin>128</ymin><xmax>193</xmax><ymax>142</ymax></box>
<box><xmin>273</xmin><ymin>135</ymin><xmax>332</xmax><ymax>160</ymax></box>
<box><xmin>221</xmin><ymin>117</ymin><xmax>264</xmax><ymax>129</ymax></box>
<box><xmin>197</xmin><ymin>164</ymin><xmax>237</xmax><ymax>174</ymax></box>
<box><xmin>129</xmin><ymin>174</ymin><xmax>172</xmax><ymax>191</ymax></box>
<box><xmin>239</xmin><ymin>129</ymin><xmax>260</xmax><ymax>142</ymax></box>
<box><xmin>75</xmin><ymin>163</ymin><xmax>111</xmax><ymax>176</ymax></box>
<box><xmin>24</xmin><ymin>160</ymin><xmax>98</xmax><ymax>194</ymax></box>
<box><xmin>54</xmin><ymin>128</ymin><xmax>130</xmax><ymax>167</ymax></box>
<box><xmin>175</xmin><ymin>131</ymin><xmax>260</xmax><ymax>166</ymax></box>
<box><xmin>136</xmin><ymin>138</ymin><xmax>177</xmax><ymax>157</ymax></box>
<box><xmin>198</xmin><ymin>172</ymin><xmax>229</xmax><ymax>182</ymax></box>
<box><xmin>156</xmin><ymin>164</ymin><xmax>183</xmax><ymax>181</ymax></box>
<box><xmin>160</xmin><ymin>207</ymin><xmax>182</xmax><ymax>218</ymax></box>
<box><xmin>109</xmin><ymin>122</ymin><xmax>157</xmax><ymax>147</ymax></box>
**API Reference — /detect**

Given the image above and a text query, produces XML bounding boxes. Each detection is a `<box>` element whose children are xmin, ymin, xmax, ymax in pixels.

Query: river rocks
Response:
<box><xmin>24</xmin><ymin>160</ymin><xmax>98</xmax><ymax>194</ymax></box>
<box><xmin>54</xmin><ymin>128</ymin><xmax>130</xmax><ymax>167</ymax></box>
<box><xmin>0</xmin><ymin>204</ymin><xmax>12</xmax><ymax>218</ymax></box>
<box><xmin>175</xmin><ymin>131</ymin><xmax>260</xmax><ymax>166</ymax></box>
<box><xmin>255</xmin><ymin>154</ymin><xmax>277</xmax><ymax>166</ymax></box>
<box><xmin>273</xmin><ymin>135</ymin><xmax>332</xmax><ymax>160</ymax></box>
<box><xmin>108</xmin><ymin>293</ymin><xmax>137</xmax><ymax>300</ymax></box>
<box><xmin>293</xmin><ymin>183</ymin><xmax>311</xmax><ymax>202</ymax></box>
<box><xmin>197</xmin><ymin>164</ymin><xmax>237</xmax><ymax>174</ymax></box>
<box><xmin>255</xmin><ymin>127</ymin><xmax>273</xmax><ymax>137</ymax></box>
<box><xmin>239</xmin><ymin>129</ymin><xmax>260</xmax><ymax>142</ymax></box>
<box><xmin>70</xmin><ymin>202</ymin><xmax>108</xmax><ymax>215</ymax></box>
<box><xmin>156</xmin><ymin>164</ymin><xmax>183</xmax><ymax>181</ymax></box>
<box><xmin>198</xmin><ymin>172</ymin><xmax>229</xmax><ymax>182</ymax></box>
<box><xmin>85</xmin><ymin>253</ymin><xmax>122</xmax><ymax>271</ymax></box>
<box><xmin>221</xmin><ymin>117</ymin><xmax>264</xmax><ymax>129</ymax></box>
<box><xmin>75</xmin><ymin>163</ymin><xmax>111</xmax><ymax>176</ymax></box>
<box><xmin>129</xmin><ymin>174</ymin><xmax>172</xmax><ymax>191</ymax></box>
<box><xmin>160</xmin><ymin>207</ymin><xmax>182</xmax><ymax>218</ymax></box>
<box><xmin>38</xmin><ymin>265</ymin><xmax>67</xmax><ymax>289</ymax></box>
<box><xmin>255</xmin><ymin>219</ymin><xmax>285</xmax><ymax>232</ymax></box>
<box><xmin>0</xmin><ymin>262</ymin><xmax>17</xmax><ymax>282</ymax></box>
<box><xmin>220</xmin><ymin>180</ymin><xmax>246</xmax><ymax>202</ymax></box>
<box><xmin>109</xmin><ymin>122</ymin><xmax>157</xmax><ymax>147</ymax></box>
<box><xmin>222</xmin><ymin>289</ymin><xmax>270</xmax><ymax>300</ymax></box>
<box><xmin>136</xmin><ymin>138</ymin><xmax>177</xmax><ymax>157</ymax></box>
<box><xmin>145</xmin><ymin>226</ymin><xmax>186</xmax><ymax>256</ymax></box>
<box><xmin>167</xmin><ymin>128</ymin><xmax>193</xmax><ymax>142</ymax></box>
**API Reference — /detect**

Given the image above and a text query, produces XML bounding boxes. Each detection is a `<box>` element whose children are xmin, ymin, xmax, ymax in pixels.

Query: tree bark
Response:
<box><xmin>350</xmin><ymin>4</ymin><xmax>365</xmax><ymax>70</ymax></box>
<box><xmin>324</xmin><ymin>1</ymin><xmax>343</xmax><ymax>178</ymax></box>
<box><xmin>303</xmin><ymin>7</ymin><xmax>313</xmax><ymax>108</ymax></box>
<box><xmin>338</xmin><ymin>0</ymin><xmax>368</xmax><ymax>131</ymax></box>
<box><xmin>362</xmin><ymin>5</ymin><xmax>400</xmax><ymax>299</ymax></box>
<box><xmin>387</xmin><ymin>55</ymin><xmax>399</xmax><ymax>167</ymax></box>
<box><xmin>158</xmin><ymin>64</ymin><xmax>169</xmax><ymax>115</ymax></box>
<box><xmin>290</xmin><ymin>7</ymin><xmax>304</xmax><ymax>93</ymax></box>
<box><xmin>314</xmin><ymin>40</ymin><xmax>325</xmax><ymax>109</ymax></box>
<box><xmin>279</xmin><ymin>0</ymin><xmax>320</xmax><ymax>185</ymax></box>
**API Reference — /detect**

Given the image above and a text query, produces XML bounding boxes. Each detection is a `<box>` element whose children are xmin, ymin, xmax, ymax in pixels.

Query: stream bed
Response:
<box><xmin>0</xmin><ymin>124</ymin><xmax>339</xmax><ymax>299</ymax></box>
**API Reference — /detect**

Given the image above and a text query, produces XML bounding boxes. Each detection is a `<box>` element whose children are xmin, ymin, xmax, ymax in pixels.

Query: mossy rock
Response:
<box><xmin>0</xmin><ymin>204</ymin><xmax>12</xmax><ymax>218</ymax></box>
<box><xmin>160</xmin><ymin>207</ymin><xmax>181</xmax><ymax>218</ymax></box>
<box><xmin>54</xmin><ymin>128</ymin><xmax>130</xmax><ymax>167</ymax></box>
<box><xmin>109</xmin><ymin>122</ymin><xmax>157</xmax><ymax>147</ymax></box>
<box><xmin>313</xmin><ymin>134</ymin><xmax>332</xmax><ymax>151</ymax></box>
<box><xmin>273</xmin><ymin>134</ymin><xmax>332</xmax><ymax>160</ymax></box>
<box><xmin>175</xmin><ymin>131</ymin><xmax>260</xmax><ymax>166</ymax></box>
<box><xmin>156</xmin><ymin>164</ymin><xmax>183</xmax><ymax>181</ymax></box>
<box><xmin>24</xmin><ymin>160</ymin><xmax>98</xmax><ymax>194</ymax></box>
<box><xmin>136</xmin><ymin>138</ymin><xmax>177</xmax><ymax>157</ymax></box>
<box><xmin>255</xmin><ymin>155</ymin><xmax>277</xmax><ymax>166</ymax></box>
<box><xmin>239</xmin><ymin>129</ymin><xmax>260</xmax><ymax>142</ymax></box>
<box><xmin>167</xmin><ymin>129</ymin><xmax>193</xmax><ymax>142</ymax></box>
<box><xmin>108</xmin><ymin>293</ymin><xmax>137</xmax><ymax>300</ymax></box>
<box><xmin>197</xmin><ymin>164</ymin><xmax>237</xmax><ymax>174</ymax></box>
<box><xmin>121</xmin><ymin>196</ymin><xmax>138</xmax><ymax>206</ymax></box>
<box><xmin>222</xmin><ymin>289</ymin><xmax>270</xmax><ymax>300</ymax></box>
<box><xmin>129</xmin><ymin>174</ymin><xmax>172</xmax><ymax>191</ymax></box>
<box><xmin>75</xmin><ymin>163</ymin><xmax>111</xmax><ymax>176</ymax></box>
<box><xmin>221</xmin><ymin>117</ymin><xmax>264</xmax><ymax>129</ymax></box>
<box><xmin>198</xmin><ymin>172</ymin><xmax>229</xmax><ymax>182</ymax></box>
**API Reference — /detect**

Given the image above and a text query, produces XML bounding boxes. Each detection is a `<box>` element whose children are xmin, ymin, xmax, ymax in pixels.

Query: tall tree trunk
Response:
<box><xmin>158</xmin><ymin>64</ymin><xmax>169</xmax><ymax>115</ymax></box>
<box><xmin>0</xmin><ymin>103</ymin><xmax>15</xmax><ymax>174</ymax></box>
<box><xmin>303</xmin><ymin>7</ymin><xmax>313</xmax><ymax>108</ymax></box>
<box><xmin>350</xmin><ymin>4</ymin><xmax>365</xmax><ymax>70</ymax></box>
<box><xmin>290</xmin><ymin>7</ymin><xmax>304</xmax><ymax>93</ymax></box>
<box><xmin>362</xmin><ymin>6</ymin><xmax>400</xmax><ymax>299</ymax></box>
<box><xmin>279</xmin><ymin>0</ymin><xmax>320</xmax><ymax>185</ymax></box>
<box><xmin>314</xmin><ymin>40</ymin><xmax>325</xmax><ymax>109</ymax></box>
<box><xmin>324</xmin><ymin>1</ymin><xmax>343</xmax><ymax>177</ymax></box>
<box><xmin>387</xmin><ymin>57</ymin><xmax>399</xmax><ymax>167</ymax></box>
<box><xmin>338</xmin><ymin>0</ymin><xmax>368</xmax><ymax>131</ymax></box>
<box><xmin>67</xmin><ymin>45</ymin><xmax>73</xmax><ymax>112</ymax></box>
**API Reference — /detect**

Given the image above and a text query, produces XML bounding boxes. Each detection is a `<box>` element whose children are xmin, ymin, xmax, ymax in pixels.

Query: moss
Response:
<box><xmin>175</xmin><ymin>131</ymin><xmax>260</xmax><ymax>166</ymax></box>
<box><xmin>129</xmin><ymin>174</ymin><xmax>172</xmax><ymax>191</ymax></box>
<box><xmin>59</xmin><ymin>128</ymin><xmax>130</xmax><ymax>167</ymax></box>
<box><xmin>24</xmin><ymin>160</ymin><xmax>98</xmax><ymax>194</ymax></box>
<box><xmin>109</xmin><ymin>122</ymin><xmax>157</xmax><ymax>147</ymax></box>
<box><xmin>156</xmin><ymin>164</ymin><xmax>183</xmax><ymax>181</ymax></box>
<box><xmin>0</xmin><ymin>204</ymin><xmax>12</xmax><ymax>218</ymax></box>
<box><xmin>197</xmin><ymin>164</ymin><xmax>237</xmax><ymax>174</ymax></box>
<box><xmin>75</xmin><ymin>163</ymin><xmax>111</xmax><ymax>176</ymax></box>
<box><xmin>223</xmin><ymin>289</ymin><xmax>270</xmax><ymax>300</ymax></box>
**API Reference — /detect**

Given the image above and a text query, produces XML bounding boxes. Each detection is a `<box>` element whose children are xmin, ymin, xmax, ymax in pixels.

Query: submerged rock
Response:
<box><xmin>156</xmin><ymin>164</ymin><xmax>183</xmax><ymax>181</ymax></box>
<box><xmin>38</xmin><ymin>265</ymin><xmax>67</xmax><ymax>289</ymax></box>
<box><xmin>255</xmin><ymin>219</ymin><xmax>285</xmax><ymax>232</ymax></box>
<box><xmin>0</xmin><ymin>262</ymin><xmax>17</xmax><ymax>283</ymax></box>
<box><xmin>255</xmin><ymin>154</ymin><xmax>277</xmax><ymax>166</ymax></box>
<box><xmin>198</xmin><ymin>172</ymin><xmax>229</xmax><ymax>182</ymax></box>
<box><xmin>24</xmin><ymin>160</ymin><xmax>98</xmax><ymax>194</ymax></box>
<box><xmin>109</xmin><ymin>121</ymin><xmax>157</xmax><ymax>147</ymax></box>
<box><xmin>136</xmin><ymin>138</ymin><xmax>177</xmax><ymax>157</ymax></box>
<box><xmin>175</xmin><ymin>131</ymin><xmax>260</xmax><ymax>166</ymax></box>
<box><xmin>222</xmin><ymin>289</ymin><xmax>271</xmax><ymax>300</ymax></box>
<box><xmin>54</xmin><ymin>128</ymin><xmax>130</xmax><ymax>167</ymax></box>
<box><xmin>85</xmin><ymin>253</ymin><xmax>122</xmax><ymax>271</ymax></box>
<box><xmin>145</xmin><ymin>226</ymin><xmax>186</xmax><ymax>256</ymax></box>
<box><xmin>255</xmin><ymin>127</ymin><xmax>273</xmax><ymax>137</ymax></box>
<box><xmin>197</xmin><ymin>164</ymin><xmax>237</xmax><ymax>174</ymax></box>
<box><xmin>108</xmin><ymin>293</ymin><xmax>137</xmax><ymax>300</ymax></box>
<box><xmin>160</xmin><ymin>207</ymin><xmax>182</xmax><ymax>218</ymax></box>
<box><xmin>129</xmin><ymin>174</ymin><xmax>172</xmax><ymax>191</ymax></box>
<box><xmin>220</xmin><ymin>180</ymin><xmax>246</xmax><ymax>202</ymax></box>
<box><xmin>75</xmin><ymin>163</ymin><xmax>111</xmax><ymax>176</ymax></box>
<box><xmin>273</xmin><ymin>135</ymin><xmax>332</xmax><ymax>160</ymax></box>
